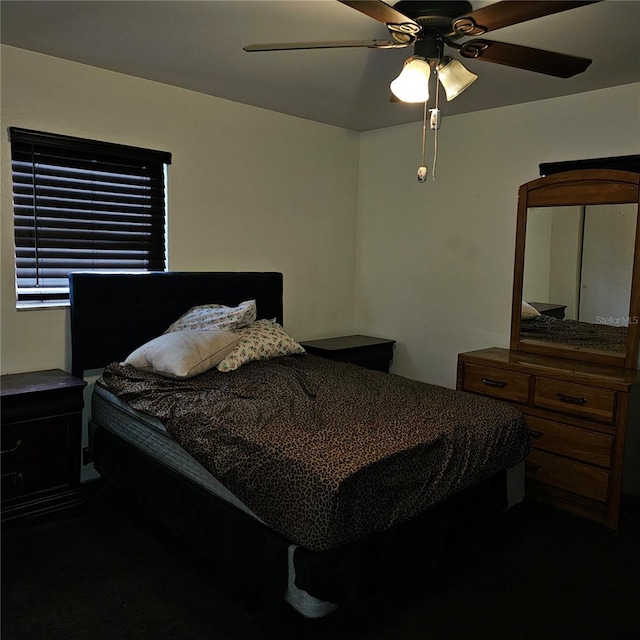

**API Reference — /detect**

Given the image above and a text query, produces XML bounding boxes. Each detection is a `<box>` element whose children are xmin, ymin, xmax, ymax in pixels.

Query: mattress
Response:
<box><xmin>101</xmin><ymin>355</ymin><xmax>530</xmax><ymax>552</ymax></box>
<box><xmin>92</xmin><ymin>380</ymin><xmax>260</xmax><ymax>519</ymax></box>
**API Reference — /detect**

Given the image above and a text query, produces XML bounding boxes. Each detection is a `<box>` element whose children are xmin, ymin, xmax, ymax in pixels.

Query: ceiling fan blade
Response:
<box><xmin>339</xmin><ymin>1</ymin><xmax>421</xmax><ymax>36</ymax></box>
<box><xmin>243</xmin><ymin>39</ymin><xmax>407</xmax><ymax>52</ymax></box>
<box><xmin>459</xmin><ymin>40</ymin><xmax>592</xmax><ymax>78</ymax></box>
<box><xmin>339</xmin><ymin>0</ymin><xmax>416</xmax><ymax>25</ymax></box>
<box><xmin>452</xmin><ymin>1</ymin><xmax>601</xmax><ymax>36</ymax></box>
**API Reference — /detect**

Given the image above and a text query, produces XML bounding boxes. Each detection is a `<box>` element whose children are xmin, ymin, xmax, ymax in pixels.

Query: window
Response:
<box><xmin>9</xmin><ymin>128</ymin><xmax>172</xmax><ymax>306</ymax></box>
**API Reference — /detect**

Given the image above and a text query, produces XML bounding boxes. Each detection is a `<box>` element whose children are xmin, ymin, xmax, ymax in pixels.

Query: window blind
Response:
<box><xmin>10</xmin><ymin>128</ymin><xmax>172</xmax><ymax>303</ymax></box>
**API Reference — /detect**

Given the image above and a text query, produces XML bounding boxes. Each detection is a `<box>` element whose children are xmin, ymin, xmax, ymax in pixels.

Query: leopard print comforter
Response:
<box><xmin>102</xmin><ymin>355</ymin><xmax>530</xmax><ymax>552</ymax></box>
<box><xmin>520</xmin><ymin>316</ymin><xmax>627</xmax><ymax>353</ymax></box>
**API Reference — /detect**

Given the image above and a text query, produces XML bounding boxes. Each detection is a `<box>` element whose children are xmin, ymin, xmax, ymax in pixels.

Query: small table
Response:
<box><xmin>1</xmin><ymin>369</ymin><xmax>87</xmax><ymax>524</ymax></box>
<box><xmin>300</xmin><ymin>335</ymin><xmax>396</xmax><ymax>372</ymax></box>
<box><xmin>528</xmin><ymin>302</ymin><xmax>567</xmax><ymax>320</ymax></box>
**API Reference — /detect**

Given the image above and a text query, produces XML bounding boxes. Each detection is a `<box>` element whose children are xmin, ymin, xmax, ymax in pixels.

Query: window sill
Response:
<box><xmin>17</xmin><ymin>300</ymin><xmax>70</xmax><ymax>311</ymax></box>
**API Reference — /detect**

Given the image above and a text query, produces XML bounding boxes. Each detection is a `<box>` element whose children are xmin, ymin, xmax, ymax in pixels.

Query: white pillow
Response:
<box><xmin>522</xmin><ymin>301</ymin><xmax>542</xmax><ymax>321</ymax></box>
<box><xmin>124</xmin><ymin>330</ymin><xmax>241</xmax><ymax>379</ymax></box>
<box><xmin>165</xmin><ymin>299</ymin><xmax>257</xmax><ymax>333</ymax></box>
<box><xmin>217</xmin><ymin>319</ymin><xmax>305</xmax><ymax>372</ymax></box>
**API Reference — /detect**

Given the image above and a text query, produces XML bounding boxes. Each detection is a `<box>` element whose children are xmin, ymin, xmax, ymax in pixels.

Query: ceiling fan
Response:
<box><xmin>245</xmin><ymin>1</ymin><xmax>599</xmax><ymax>182</ymax></box>
<box><xmin>244</xmin><ymin>1</ymin><xmax>599</xmax><ymax>103</ymax></box>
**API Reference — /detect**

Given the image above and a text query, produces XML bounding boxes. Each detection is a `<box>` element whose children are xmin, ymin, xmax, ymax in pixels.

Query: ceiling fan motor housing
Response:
<box><xmin>389</xmin><ymin>1</ymin><xmax>474</xmax><ymax>44</ymax></box>
<box><xmin>393</xmin><ymin>0</ymin><xmax>473</xmax><ymax>28</ymax></box>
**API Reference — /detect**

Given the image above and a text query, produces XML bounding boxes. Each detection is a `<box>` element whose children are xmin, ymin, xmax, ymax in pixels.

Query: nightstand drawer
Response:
<box><xmin>526</xmin><ymin>415</ymin><xmax>613</xmax><ymax>468</ymax></box>
<box><xmin>534</xmin><ymin>378</ymin><xmax>616</xmax><ymax>424</ymax></box>
<box><xmin>462</xmin><ymin>364</ymin><xmax>530</xmax><ymax>404</ymax></box>
<box><xmin>1</xmin><ymin>417</ymin><xmax>70</xmax><ymax>466</ymax></box>
<box><xmin>526</xmin><ymin>449</ymin><xmax>609</xmax><ymax>502</ymax></box>
<box><xmin>2</xmin><ymin>457</ymin><xmax>70</xmax><ymax>500</ymax></box>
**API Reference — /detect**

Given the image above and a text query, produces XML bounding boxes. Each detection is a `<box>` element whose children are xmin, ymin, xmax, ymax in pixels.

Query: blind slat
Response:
<box><xmin>12</xmin><ymin>175</ymin><xmax>156</xmax><ymax>197</ymax></box>
<box><xmin>13</xmin><ymin>197</ymin><xmax>159</xmax><ymax>215</ymax></box>
<box><xmin>12</xmin><ymin>157</ymin><xmax>159</xmax><ymax>179</ymax></box>
<box><xmin>13</xmin><ymin>186</ymin><xmax>155</xmax><ymax>205</ymax></box>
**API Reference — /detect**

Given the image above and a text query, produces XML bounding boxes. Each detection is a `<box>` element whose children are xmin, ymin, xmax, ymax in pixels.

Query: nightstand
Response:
<box><xmin>300</xmin><ymin>335</ymin><xmax>396</xmax><ymax>372</ymax></box>
<box><xmin>1</xmin><ymin>369</ymin><xmax>87</xmax><ymax>524</ymax></box>
<box><xmin>528</xmin><ymin>302</ymin><xmax>567</xmax><ymax>320</ymax></box>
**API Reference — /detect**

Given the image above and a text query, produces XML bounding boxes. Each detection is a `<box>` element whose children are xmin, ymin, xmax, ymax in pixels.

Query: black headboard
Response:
<box><xmin>69</xmin><ymin>271</ymin><xmax>284</xmax><ymax>377</ymax></box>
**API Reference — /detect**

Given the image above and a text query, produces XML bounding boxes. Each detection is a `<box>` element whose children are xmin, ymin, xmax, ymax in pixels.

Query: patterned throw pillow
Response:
<box><xmin>124</xmin><ymin>330</ymin><xmax>241</xmax><ymax>379</ymax></box>
<box><xmin>165</xmin><ymin>299</ymin><xmax>257</xmax><ymax>333</ymax></box>
<box><xmin>216</xmin><ymin>319</ymin><xmax>305</xmax><ymax>372</ymax></box>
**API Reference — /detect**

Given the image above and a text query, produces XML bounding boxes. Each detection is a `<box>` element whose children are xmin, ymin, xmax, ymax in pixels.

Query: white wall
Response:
<box><xmin>580</xmin><ymin>203</ymin><xmax>637</xmax><ymax>325</ymax></box>
<box><xmin>0</xmin><ymin>45</ymin><xmax>360</xmax><ymax>374</ymax></box>
<box><xmin>355</xmin><ymin>83</ymin><xmax>640</xmax><ymax>388</ymax></box>
<box><xmin>548</xmin><ymin>207</ymin><xmax>583</xmax><ymax>321</ymax></box>
<box><xmin>523</xmin><ymin>208</ymin><xmax>552</xmax><ymax>304</ymax></box>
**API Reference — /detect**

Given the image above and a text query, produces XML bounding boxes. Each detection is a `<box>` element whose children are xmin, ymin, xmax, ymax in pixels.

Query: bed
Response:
<box><xmin>70</xmin><ymin>271</ymin><xmax>530</xmax><ymax>618</ymax></box>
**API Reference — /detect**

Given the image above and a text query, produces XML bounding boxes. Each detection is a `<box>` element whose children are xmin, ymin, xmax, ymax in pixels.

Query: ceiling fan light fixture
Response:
<box><xmin>390</xmin><ymin>56</ymin><xmax>431</xmax><ymax>103</ymax></box>
<box><xmin>436</xmin><ymin>57</ymin><xmax>477</xmax><ymax>101</ymax></box>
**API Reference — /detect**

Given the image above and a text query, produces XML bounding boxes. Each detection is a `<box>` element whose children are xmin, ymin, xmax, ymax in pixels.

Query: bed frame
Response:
<box><xmin>70</xmin><ymin>271</ymin><xmax>514</xmax><ymax>615</ymax></box>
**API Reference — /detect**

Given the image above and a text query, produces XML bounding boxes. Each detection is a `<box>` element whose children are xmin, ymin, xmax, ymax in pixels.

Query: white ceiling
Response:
<box><xmin>1</xmin><ymin>0</ymin><xmax>639</xmax><ymax>131</ymax></box>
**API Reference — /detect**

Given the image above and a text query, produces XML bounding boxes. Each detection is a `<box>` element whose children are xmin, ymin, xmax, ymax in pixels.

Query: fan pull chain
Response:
<box><xmin>418</xmin><ymin>69</ymin><xmax>442</xmax><ymax>184</ymax></box>
<box><xmin>417</xmin><ymin>97</ymin><xmax>428</xmax><ymax>183</ymax></box>
<box><xmin>431</xmin><ymin>78</ymin><xmax>441</xmax><ymax>181</ymax></box>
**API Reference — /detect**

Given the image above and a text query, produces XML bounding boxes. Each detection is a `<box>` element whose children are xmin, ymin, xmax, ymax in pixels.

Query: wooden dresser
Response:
<box><xmin>475</xmin><ymin>168</ymin><xmax>640</xmax><ymax>527</ymax></box>
<box><xmin>457</xmin><ymin>348</ymin><xmax>640</xmax><ymax>528</ymax></box>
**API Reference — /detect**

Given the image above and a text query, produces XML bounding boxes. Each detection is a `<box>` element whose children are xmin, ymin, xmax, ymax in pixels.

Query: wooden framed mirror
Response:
<box><xmin>510</xmin><ymin>169</ymin><xmax>640</xmax><ymax>369</ymax></box>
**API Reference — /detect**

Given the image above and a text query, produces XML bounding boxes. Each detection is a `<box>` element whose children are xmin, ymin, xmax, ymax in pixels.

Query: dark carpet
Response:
<box><xmin>2</xmin><ymin>482</ymin><xmax>639</xmax><ymax>640</ymax></box>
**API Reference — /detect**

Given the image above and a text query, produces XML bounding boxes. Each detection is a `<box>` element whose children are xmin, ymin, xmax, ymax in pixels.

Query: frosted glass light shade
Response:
<box><xmin>436</xmin><ymin>57</ymin><xmax>477</xmax><ymax>101</ymax></box>
<box><xmin>390</xmin><ymin>57</ymin><xmax>431</xmax><ymax>103</ymax></box>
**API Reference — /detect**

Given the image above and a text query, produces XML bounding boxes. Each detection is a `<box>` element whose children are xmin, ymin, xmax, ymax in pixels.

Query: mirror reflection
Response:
<box><xmin>520</xmin><ymin>203</ymin><xmax>637</xmax><ymax>355</ymax></box>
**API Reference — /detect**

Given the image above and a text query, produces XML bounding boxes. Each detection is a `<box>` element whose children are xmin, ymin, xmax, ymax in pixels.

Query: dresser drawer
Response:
<box><xmin>526</xmin><ymin>415</ymin><xmax>613</xmax><ymax>468</ymax></box>
<box><xmin>526</xmin><ymin>449</ymin><xmax>609</xmax><ymax>502</ymax></box>
<box><xmin>533</xmin><ymin>378</ymin><xmax>616</xmax><ymax>424</ymax></box>
<box><xmin>462</xmin><ymin>364</ymin><xmax>530</xmax><ymax>404</ymax></box>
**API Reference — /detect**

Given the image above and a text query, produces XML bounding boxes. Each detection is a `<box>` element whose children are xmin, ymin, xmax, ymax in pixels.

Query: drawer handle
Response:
<box><xmin>482</xmin><ymin>378</ymin><xmax>507</xmax><ymax>388</ymax></box>
<box><xmin>1</xmin><ymin>439</ymin><xmax>23</xmax><ymax>455</ymax></box>
<box><xmin>556</xmin><ymin>393</ymin><xmax>588</xmax><ymax>406</ymax></box>
<box><xmin>528</xmin><ymin>430</ymin><xmax>544</xmax><ymax>440</ymax></box>
<box><xmin>526</xmin><ymin>461</ymin><xmax>541</xmax><ymax>472</ymax></box>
